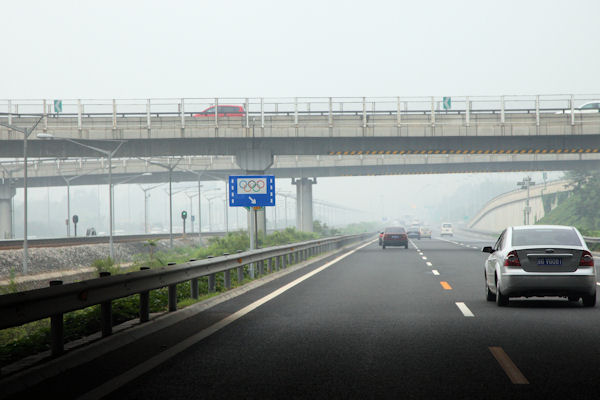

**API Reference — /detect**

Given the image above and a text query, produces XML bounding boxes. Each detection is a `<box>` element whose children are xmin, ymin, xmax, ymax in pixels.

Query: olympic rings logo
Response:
<box><xmin>239</xmin><ymin>179</ymin><xmax>266</xmax><ymax>193</ymax></box>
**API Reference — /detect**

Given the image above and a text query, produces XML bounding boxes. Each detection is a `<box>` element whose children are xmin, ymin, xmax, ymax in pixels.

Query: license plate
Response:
<box><xmin>537</xmin><ymin>258</ymin><xmax>562</xmax><ymax>266</ymax></box>
<box><xmin>392</xmin><ymin>235</ymin><xmax>400</xmax><ymax>239</ymax></box>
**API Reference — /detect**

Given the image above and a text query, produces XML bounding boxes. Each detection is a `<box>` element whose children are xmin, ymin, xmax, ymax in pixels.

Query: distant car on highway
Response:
<box><xmin>556</xmin><ymin>101</ymin><xmax>600</xmax><ymax>114</ymax></box>
<box><xmin>406</xmin><ymin>225</ymin><xmax>421</xmax><ymax>240</ymax></box>
<box><xmin>420</xmin><ymin>226</ymin><xmax>432</xmax><ymax>239</ymax></box>
<box><xmin>440</xmin><ymin>222</ymin><xmax>453</xmax><ymax>237</ymax></box>
<box><xmin>193</xmin><ymin>105</ymin><xmax>245</xmax><ymax>117</ymax></box>
<box><xmin>381</xmin><ymin>227</ymin><xmax>408</xmax><ymax>249</ymax></box>
<box><xmin>482</xmin><ymin>225</ymin><xmax>596</xmax><ymax>307</ymax></box>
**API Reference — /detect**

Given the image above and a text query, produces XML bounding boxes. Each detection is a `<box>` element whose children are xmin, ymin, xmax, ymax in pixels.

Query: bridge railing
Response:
<box><xmin>0</xmin><ymin>233</ymin><xmax>371</xmax><ymax>357</ymax></box>
<box><xmin>1</xmin><ymin>94</ymin><xmax>599</xmax><ymax>118</ymax></box>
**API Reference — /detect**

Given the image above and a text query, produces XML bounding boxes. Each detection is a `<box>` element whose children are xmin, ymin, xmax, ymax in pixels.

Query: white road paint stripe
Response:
<box><xmin>422</xmin><ymin>256</ymin><xmax>427</xmax><ymax>260</ymax></box>
<box><xmin>426</xmin><ymin>262</ymin><xmax>432</xmax><ymax>267</ymax></box>
<box><xmin>77</xmin><ymin>240</ymin><xmax>376</xmax><ymax>400</ymax></box>
<box><xmin>432</xmin><ymin>269</ymin><xmax>440</xmax><ymax>275</ymax></box>
<box><xmin>489</xmin><ymin>347</ymin><xmax>529</xmax><ymax>384</ymax></box>
<box><xmin>455</xmin><ymin>302</ymin><xmax>474</xmax><ymax>317</ymax></box>
<box><xmin>596</xmin><ymin>282</ymin><xmax>600</xmax><ymax>286</ymax></box>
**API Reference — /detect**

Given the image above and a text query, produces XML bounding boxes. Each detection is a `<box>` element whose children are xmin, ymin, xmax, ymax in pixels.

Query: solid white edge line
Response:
<box><xmin>78</xmin><ymin>239</ymin><xmax>376</xmax><ymax>400</ymax></box>
<box><xmin>455</xmin><ymin>302</ymin><xmax>474</xmax><ymax>317</ymax></box>
<box><xmin>432</xmin><ymin>270</ymin><xmax>440</xmax><ymax>276</ymax></box>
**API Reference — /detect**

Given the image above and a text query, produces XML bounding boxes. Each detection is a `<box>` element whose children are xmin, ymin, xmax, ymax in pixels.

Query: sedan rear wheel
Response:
<box><xmin>495</xmin><ymin>283</ymin><xmax>509</xmax><ymax>307</ymax></box>
<box><xmin>485</xmin><ymin>274</ymin><xmax>495</xmax><ymax>302</ymax></box>
<box><xmin>582</xmin><ymin>293</ymin><xmax>596</xmax><ymax>307</ymax></box>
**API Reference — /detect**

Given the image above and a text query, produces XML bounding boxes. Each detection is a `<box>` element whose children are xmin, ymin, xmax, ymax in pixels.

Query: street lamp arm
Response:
<box><xmin>62</xmin><ymin>138</ymin><xmax>125</xmax><ymax>157</ymax></box>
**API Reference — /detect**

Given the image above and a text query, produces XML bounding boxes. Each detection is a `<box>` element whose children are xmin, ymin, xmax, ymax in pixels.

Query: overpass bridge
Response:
<box><xmin>1</xmin><ymin>94</ymin><xmax>599</xmax><ymax>238</ymax></box>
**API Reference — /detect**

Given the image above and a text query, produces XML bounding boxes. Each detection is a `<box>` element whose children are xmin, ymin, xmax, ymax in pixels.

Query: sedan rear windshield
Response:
<box><xmin>511</xmin><ymin>228</ymin><xmax>582</xmax><ymax>246</ymax></box>
<box><xmin>385</xmin><ymin>227</ymin><xmax>405</xmax><ymax>234</ymax></box>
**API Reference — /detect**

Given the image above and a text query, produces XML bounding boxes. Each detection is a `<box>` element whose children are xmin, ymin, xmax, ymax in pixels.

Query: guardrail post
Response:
<box><xmin>208</xmin><ymin>274</ymin><xmax>216</xmax><ymax>292</ymax></box>
<box><xmin>245</xmin><ymin>98</ymin><xmax>250</xmax><ymax>129</ymax></box>
<box><xmin>99</xmin><ymin>272</ymin><xmax>112</xmax><ymax>337</ymax></box>
<box><xmin>430</xmin><ymin>97</ymin><xmax>435</xmax><ymax>127</ymax></box>
<box><xmin>238</xmin><ymin>265</ymin><xmax>244</xmax><ymax>283</ymax></box>
<box><xmin>362</xmin><ymin>97</ymin><xmax>367</xmax><ymax>130</ymax></box>
<box><xmin>260</xmin><ymin>98</ymin><xmax>265</xmax><ymax>129</ymax></box>
<box><xmin>49</xmin><ymin>280</ymin><xmax>64</xmax><ymax>357</ymax></box>
<box><xmin>146</xmin><ymin>99</ymin><xmax>151</xmax><ymax>133</ymax></box>
<box><xmin>180</xmin><ymin>98</ymin><xmax>186</xmax><ymax>130</ymax></box>
<box><xmin>258</xmin><ymin>260</ymin><xmax>265</xmax><ymax>275</ymax></box>
<box><xmin>188</xmin><ymin>259</ymin><xmax>199</xmax><ymax>299</ymax></box>
<box><xmin>43</xmin><ymin>99</ymin><xmax>48</xmax><ymax>132</ymax></box>
<box><xmin>275</xmin><ymin>256</ymin><xmax>280</xmax><ymax>271</ymax></box>
<box><xmin>500</xmin><ymin>95</ymin><xmax>505</xmax><ymax>124</ymax></box>
<box><xmin>224</xmin><ymin>269</ymin><xmax>231</xmax><ymax>289</ymax></box>
<box><xmin>166</xmin><ymin>262</ymin><xmax>177</xmax><ymax>312</ymax></box>
<box><xmin>328</xmin><ymin>97</ymin><xmax>333</xmax><ymax>132</ymax></box>
<box><xmin>267</xmin><ymin>258</ymin><xmax>273</xmax><ymax>273</ymax></box>
<box><xmin>139</xmin><ymin>267</ymin><xmax>150</xmax><ymax>322</ymax></box>
<box><xmin>281</xmin><ymin>254</ymin><xmax>287</xmax><ymax>269</ymax></box>
<box><xmin>294</xmin><ymin>97</ymin><xmax>299</xmax><ymax>128</ymax></box>
<box><xmin>396</xmin><ymin>96</ymin><xmax>401</xmax><ymax>128</ymax></box>
<box><xmin>77</xmin><ymin>99</ymin><xmax>82</xmax><ymax>131</ymax></box>
<box><xmin>535</xmin><ymin>95</ymin><xmax>540</xmax><ymax>128</ymax></box>
<box><xmin>465</xmin><ymin>96</ymin><xmax>470</xmax><ymax>127</ymax></box>
<box><xmin>112</xmin><ymin>99</ymin><xmax>117</xmax><ymax>130</ymax></box>
<box><xmin>214</xmin><ymin>97</ymin><xmax>219</xmax><ymax>129</ymax></box>
<box><xmin>570</xmin><ymin>94</ymin><xmax>575</xmax><ymax>126</ymax></box>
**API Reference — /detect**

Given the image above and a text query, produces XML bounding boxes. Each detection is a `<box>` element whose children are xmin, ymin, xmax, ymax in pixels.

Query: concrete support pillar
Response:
<box><xmin>293</xmin><ymin>177</ymin><xmax>316</xmax><ymax>232</ymax></box>
<box><xmin>0</xmin><ymin>184</ymin><xmax>16</xmax><ymax>239</ymax></box>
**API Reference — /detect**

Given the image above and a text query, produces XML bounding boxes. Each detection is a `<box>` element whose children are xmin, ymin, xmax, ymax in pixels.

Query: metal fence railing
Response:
<box><xmin>0</xmin><ymin>233</ymin><xmax>371</xmax><ymax>357</ymax></box>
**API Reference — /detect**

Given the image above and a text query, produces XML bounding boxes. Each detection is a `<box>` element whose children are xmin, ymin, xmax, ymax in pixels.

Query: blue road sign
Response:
<box><xmin>229</xmin><ymin>175</ymin><xmax>275</xmax><ymax>207</ymax></box>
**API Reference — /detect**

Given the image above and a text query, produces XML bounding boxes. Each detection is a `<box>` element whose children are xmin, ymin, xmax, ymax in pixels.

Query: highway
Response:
<box><xmin>5</xmin><ymin>231</ymin><xmax>600</xmax><ymax>399</ymax></box>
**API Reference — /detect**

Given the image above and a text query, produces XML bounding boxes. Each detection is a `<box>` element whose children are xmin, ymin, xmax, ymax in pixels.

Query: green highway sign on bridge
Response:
<box><xmin>443</xmin><ymin>97</ymin><xmax>451</xmax><ymax>110</ymax></box>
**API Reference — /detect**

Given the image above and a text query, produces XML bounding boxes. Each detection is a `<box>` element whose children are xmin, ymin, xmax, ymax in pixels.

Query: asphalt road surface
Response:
<box><xmin>9</xmin><ymin>232</ymin><xmax>600</xmax><ymax>399</ymax></box>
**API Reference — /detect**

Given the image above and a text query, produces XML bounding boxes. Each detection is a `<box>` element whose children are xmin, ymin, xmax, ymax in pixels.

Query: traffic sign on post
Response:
<box><xmin>229</xmin><ymin>175</ymin><xmax>275</xmax><ymax>207</ymax></box>
<box><xmin>443</xmin><ymin>97</ymin><xmax>451</xmax><ymax>110</ymax></box>
<box><xmin>54</xmin><ymin>100</ymin><xmax>63</xmax><ymax>113</ymax></box>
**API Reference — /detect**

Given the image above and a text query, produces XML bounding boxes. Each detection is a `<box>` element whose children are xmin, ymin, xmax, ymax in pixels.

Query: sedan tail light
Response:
<box><xmin>504</xmin><ymin>250</ymin><xmax>521</xmax><ymax>267</ymax></box>
<box><xmin>579</xmin><ymin>250</ymin><xmax>594</xmax><ymax>267</ymax></box>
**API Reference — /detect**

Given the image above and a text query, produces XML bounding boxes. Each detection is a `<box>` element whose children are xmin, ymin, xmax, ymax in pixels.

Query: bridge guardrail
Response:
<box><xmin>0</xmin><ymin>233</ymin><xmax>371</xmax><ymax>357</ymax></box>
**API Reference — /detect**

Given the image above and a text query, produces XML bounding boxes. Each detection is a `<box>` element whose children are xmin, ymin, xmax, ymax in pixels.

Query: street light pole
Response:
<box><xmin>0</xmin><ymin>116</ymin><xmax>43</xmax><ymax>274</ymax></box>
<box><xmin>37</xmin><ymin>134</ymin><xmax>125</xmax><ymax>259</ymax></box>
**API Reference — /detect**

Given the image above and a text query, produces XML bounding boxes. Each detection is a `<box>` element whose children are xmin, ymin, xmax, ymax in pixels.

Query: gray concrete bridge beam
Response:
<box><xmin>0</xmin><ymin>184</ymin><xmax>15</xmax><ymax>239</ymax></box>
<box><xmin>293</xmin><ymin>177</ymin><xmax>316</xmax><ymax>232</ymax></box>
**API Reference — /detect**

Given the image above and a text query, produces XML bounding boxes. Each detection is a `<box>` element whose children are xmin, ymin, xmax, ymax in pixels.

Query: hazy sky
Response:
<box><xmin>2</xmin><ymin>0</ymin><xmax>598</xmax><ymax>98</ymax></box>
<box><xmin>2</xmin><ymin>0</ymin><xmax>598</xmax><ymax>233</ymax></box>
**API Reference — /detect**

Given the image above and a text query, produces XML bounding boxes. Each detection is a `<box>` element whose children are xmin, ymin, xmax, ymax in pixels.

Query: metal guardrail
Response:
<box><xmin>585</xmin><ymin>236</ymin><xmax>600</xmax><ymax>244</ymax></box>
<box><xmin>0</xmin><ymin>233</ymin><xmax>370</xmax><ymax>357</ymax></box>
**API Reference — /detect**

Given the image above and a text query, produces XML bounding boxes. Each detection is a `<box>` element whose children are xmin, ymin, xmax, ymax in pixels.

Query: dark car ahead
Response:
<box><xmin>382</xmin><ymin>227</ymin><xmax>408</xmax><ymax>249</ymax></box>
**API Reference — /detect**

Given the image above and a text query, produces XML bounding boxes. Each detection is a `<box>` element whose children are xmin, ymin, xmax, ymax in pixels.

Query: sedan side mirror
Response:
<box><xmin>482</xmin><ymin>246</ymin><xmax>494</xmax><ymax>253</ymax></box>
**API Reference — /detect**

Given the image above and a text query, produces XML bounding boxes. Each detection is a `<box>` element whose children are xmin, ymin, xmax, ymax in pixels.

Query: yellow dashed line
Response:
<box><xmin>440</xmin><ymin>281</ymin><xmax>452</xmax><ymax>290</ymax></box>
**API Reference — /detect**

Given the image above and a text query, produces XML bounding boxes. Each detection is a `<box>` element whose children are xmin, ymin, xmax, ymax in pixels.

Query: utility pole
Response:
<box><xmin>517</xmin><ymin>176</ymin><xmax>535</xmax><ymax>225</ymax></box>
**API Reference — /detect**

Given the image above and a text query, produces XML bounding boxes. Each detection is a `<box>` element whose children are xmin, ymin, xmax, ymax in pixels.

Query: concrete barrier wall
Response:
<box><xmin>468</xmin><ymin>180</ymin><xmax>572</xmax><ymax>233</ymax></box>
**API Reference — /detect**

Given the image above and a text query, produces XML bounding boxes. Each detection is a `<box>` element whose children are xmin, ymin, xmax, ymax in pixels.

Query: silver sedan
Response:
<box><xmin>482</xmin><ymin>225</ymin><xmax>596</xmax><ymax>307</ymax></box>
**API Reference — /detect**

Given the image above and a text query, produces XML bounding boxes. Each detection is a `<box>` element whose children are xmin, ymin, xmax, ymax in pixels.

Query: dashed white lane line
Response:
<box><xmin>422</xmin><ymin>256</ymin><xmax>427</xmax><ymax>260</ymax></box>
<box><xmin>455</xmin><ymin>302</ymin><xmax>474</xmax><ymax>317</ymax></box>
<box><xmin>432</xmin><ymin>269</ymin><xmax>440</xmax><ymax>275</ymax></box>
<box><xmin>426</xmin><ymin>261</ymin><xmax>432</xmax><ymax>267</ymax></box>
<box><xmin>77</xmin><ymin>240</ymin><xmax>376</xmax><ymax>400</ymax></box>
<box><xmin>596</xmin><ymin>282</ymin><xmax>600</xmax><ymax>286</ymax></box>
<box><xmin>489</xmin><ymin>347</ymin><xmax>530</xmax><ymax>384</ymax></box>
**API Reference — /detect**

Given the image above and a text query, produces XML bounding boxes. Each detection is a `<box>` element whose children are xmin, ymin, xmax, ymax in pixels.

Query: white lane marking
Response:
<box><xmin>77</xmin><ymin>240</ymin><xmax>376</xmax><ymax>400</ymax></box>
<box><xmin>455</xmin><ymin>302</ymin><xmax>474</xmax><ymax>317</ymax></box>
<box><xmin>489</xmin><ymin>347</ymin><xmax>529</xmax><ymax>384</ymax></box>
<box><xmin>432</xmin><ymin>269</ymin><xmax>440</xmax><ymax>275</ymax></box>
<box><xmin>422</xmin><ymin>256</ymin><xmax>427</xmax><ymax>260</ymax></box>
<box><xmin>426</xmin><ymin>262</ymin><xmax>432</xmax><ymax>267</ymax></box>
<box><xmin>596</xmin><ymin>282</ymin><xmax>600</xmax><ymax>286</ymax></box>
